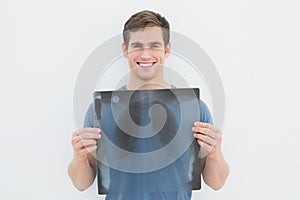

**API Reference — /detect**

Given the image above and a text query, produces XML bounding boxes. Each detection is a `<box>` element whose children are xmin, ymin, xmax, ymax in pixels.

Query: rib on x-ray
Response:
<box><xmin>93</xmin><ymin>88</ymin><xmax>201</xmax><ymax>195</ymax></box>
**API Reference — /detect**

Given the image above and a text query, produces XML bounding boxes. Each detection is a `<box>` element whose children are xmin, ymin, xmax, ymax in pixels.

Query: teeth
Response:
<box><xmin>138</xmin><ymin>62</ymin><xmax>154</xmax><ymax>67</ymax></box>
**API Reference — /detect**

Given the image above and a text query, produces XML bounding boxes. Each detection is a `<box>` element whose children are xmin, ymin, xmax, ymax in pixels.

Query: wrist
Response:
<box><xmin>206</xmin><ymin>149</ymin><xmax>224</xmax><ymax>162</ymax></box>
<box><xmin>73</xmin><ymin>153</ymin><xmax>89</xmax><ymax>166</ymax></box>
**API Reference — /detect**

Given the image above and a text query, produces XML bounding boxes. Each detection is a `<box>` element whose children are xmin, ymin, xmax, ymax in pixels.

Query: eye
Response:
<box><xmin>132</xmin><ymin>44</ymin><xmax>142</xmax><ymax>48</ymax></box>
<box><xmin>151</xmin><ymin>44</ymin><xmax>160</xmax><ymax>48</ymax></box>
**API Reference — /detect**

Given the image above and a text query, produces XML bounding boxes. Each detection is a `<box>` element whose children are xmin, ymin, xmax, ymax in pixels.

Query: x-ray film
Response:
<box><xmin>94</xmin><ymin>88</ymin><xmax>201</xmax><ymax>195</ymax></box>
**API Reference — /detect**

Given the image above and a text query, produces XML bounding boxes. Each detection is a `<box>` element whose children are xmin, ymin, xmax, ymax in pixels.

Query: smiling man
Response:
<box><xmin>68</xmin><ymin>10</ymin><xmax>229</xmax><ymax>200</ymax></box>
<box><xmin>123</xmin><ymin>26</ymin><xmax>171</xmax><ymax>90</ymax></box>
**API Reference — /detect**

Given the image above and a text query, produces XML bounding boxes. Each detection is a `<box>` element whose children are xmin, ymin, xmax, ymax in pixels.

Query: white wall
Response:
<box><xmin>1</xmin><ymin>0</ymin><xmax>299</xmax><ymax>199</ymax></box>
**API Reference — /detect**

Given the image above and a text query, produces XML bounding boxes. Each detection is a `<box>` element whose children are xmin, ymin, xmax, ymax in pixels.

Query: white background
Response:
<box><xmin>1</xmin><ymin>0</ymin><xmax>300</xmax><ymax>199</ymax></box>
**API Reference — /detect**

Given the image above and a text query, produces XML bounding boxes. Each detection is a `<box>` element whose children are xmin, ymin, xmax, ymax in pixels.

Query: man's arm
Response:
<box><xmin>68</xmin><ymin>128</ymin><xmax>101</xmax><ymax>191</ymax></box>
<box><xmin>193</xmin><ymin>122</ymin><xmax>230</xmax><ymax>190</ymax></box>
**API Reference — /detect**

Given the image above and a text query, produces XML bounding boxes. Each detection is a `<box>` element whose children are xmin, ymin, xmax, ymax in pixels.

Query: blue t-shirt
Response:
<box><xmin>83</xmin><ymin>87</ymin><xmax>212</xmax><ymax>200</ymax></box>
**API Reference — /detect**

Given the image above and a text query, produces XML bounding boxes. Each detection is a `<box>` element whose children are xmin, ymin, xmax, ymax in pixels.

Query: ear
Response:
<box><xmin>122</xmin><ymin>43</ymin><xmax>128</xmax><ymax>58</ymax></box>
<box><xmin>164</xmin><ymin>42</ymin><xmax>171</xmax><ymax>58</ymax></box>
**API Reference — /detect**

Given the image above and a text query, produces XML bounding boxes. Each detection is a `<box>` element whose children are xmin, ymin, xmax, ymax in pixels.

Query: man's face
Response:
<box><xmin>122</xmin><ymin>27</ymin><xmax>171</xmax><ymax>83</ymax></box>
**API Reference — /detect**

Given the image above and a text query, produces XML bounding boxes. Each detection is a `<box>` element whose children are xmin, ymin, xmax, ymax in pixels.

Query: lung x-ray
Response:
<box><xmin>93</xmin><ymin>88</ymin><xmax>201</xmax><ymax>194</ymax></box>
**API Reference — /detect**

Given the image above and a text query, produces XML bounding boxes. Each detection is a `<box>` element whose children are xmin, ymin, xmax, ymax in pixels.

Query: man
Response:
<box><xmin>68</xmin><ymin>10</ymin><xmax>229</xmax><ymax>199</ymax></box>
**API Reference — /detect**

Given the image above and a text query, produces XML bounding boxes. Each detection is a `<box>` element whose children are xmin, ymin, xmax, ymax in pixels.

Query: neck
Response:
<box><xmin>126</xmin><ymin>78</ymin><xmax>171</xmax><ymax>90</ymax></box>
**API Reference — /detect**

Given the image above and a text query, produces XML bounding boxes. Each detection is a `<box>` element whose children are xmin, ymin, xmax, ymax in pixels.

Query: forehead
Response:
<box><xmin>128</xmin><ymin>27</ymin><xmax>164</xmax><ymax>44</ymax></box>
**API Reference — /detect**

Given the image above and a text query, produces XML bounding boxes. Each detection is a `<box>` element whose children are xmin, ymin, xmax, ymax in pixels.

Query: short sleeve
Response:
<box><xmin>199</xmin><ymin>100</ymin><xmax>213</xmax><ymax>124</ymax></box>
<box><xmin>83</xmin><ymin>103</ymin><xmax>95</xmax><ymax>128</ymax></box>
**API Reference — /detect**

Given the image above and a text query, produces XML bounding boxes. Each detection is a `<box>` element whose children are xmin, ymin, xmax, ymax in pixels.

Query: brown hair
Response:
<box><xmin>123</xmin><ymin>10</ymin><xmax>170</xmax><ymax>49</ymax></box>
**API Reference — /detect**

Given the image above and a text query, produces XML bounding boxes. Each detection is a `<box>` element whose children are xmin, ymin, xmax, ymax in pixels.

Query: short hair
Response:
<box><xmin>123</xmin><ymin>10</ymin><xmax>170</xmax><ymax>49</ymax></box>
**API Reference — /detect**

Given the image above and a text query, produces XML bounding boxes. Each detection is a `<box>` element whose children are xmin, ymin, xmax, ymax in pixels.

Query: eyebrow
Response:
<box><xmin>149</xmin><ymin>41</ymin><xmax>163</xmax><ymax>46</ymax></box>
<box><xmin>130</xmin><ymin>41</ymin><xmax>163</xmax><ymax>47</ymax></box>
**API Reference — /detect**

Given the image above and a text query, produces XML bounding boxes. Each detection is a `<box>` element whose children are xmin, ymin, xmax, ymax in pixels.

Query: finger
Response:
<box><xmin>216</xmin><ymin>135</ymin><xmax>223</xmax><ymax>145</ymax></box>
<box><xmin>73</xmin><ymin>138</ymin><xmax>98</xmax><ymax>151</ymax></box>
<box><xmin>77</xmin><ymin>145</ymin><xmax>97</xmax><ymax>156</ymax></box>
<box><xmin>79</xmin><ymin>128</ymin><xmax>101</xmax><ymax>134</ymax></box>
<box><xmin>79</xmin><ymin>132</ymin><xmax>101</xmax><ymax>140</ymax></box>
<box><xmin>192</xmin><ymin>127</ymin><xmax>219</xmax><ymax>139</ymax></box>
<box><xmin>81</xmin><ymin>139</ymin><xmax>97</xmax><ymax>147</ymax></box>
<box><xmin>194</xmin><ymin>133</ymin><xmax>217</xmax><ymax>146</ymax></box>
<box><xmin>72</xmin><ymin>131</ymin><xmax>80</xmax><ymax>138</ymax></box>
<box><xmin>73</xmin><ymin>139</ymin><xmax>84</xmax><ymax>151</ymax></box>
<box><xmin>71</xmin><ymin>135</ymin><xmax>83</xmax><ymax>148</ymax></box>
<box><xmin>197</xmin><ymin>139</ymin><xmax>213</xmax><ymax>153</ymax></box>
<box><xmin>193</xmin><ymin>122</ymin><xmax>220</xmax><ymax>133</ymax></box>
<box><xmin>71</xmin><ymin>136</ymin><xmax>79</xmax><ymax>146</ymax></box>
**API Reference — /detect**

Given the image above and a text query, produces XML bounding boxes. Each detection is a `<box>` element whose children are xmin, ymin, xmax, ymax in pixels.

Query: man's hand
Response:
<box><xmin>192</xmin><ymin>122</ymin><xmax>222</xmax><ymax>159</ymax></box>
<box><xmin>192</xmin><ymin>122</ymin><xmax>229</xmax><ymax>190</ymax></box>
<box><xmin>68</xmin><ymin>128</ymin><xmax>101</xmax><ymax>191</ymax></box>
<box><xmin>71</xmin><ymin>128</ymin><xmax>101</xmax><ymax>162</ymax></box>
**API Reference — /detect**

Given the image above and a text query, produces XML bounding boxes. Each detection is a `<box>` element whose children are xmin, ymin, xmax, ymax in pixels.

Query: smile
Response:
<box><xmin>137</xmin><ymin>62</ymin><xmax>156</xmax><ymax>68</ymax></box>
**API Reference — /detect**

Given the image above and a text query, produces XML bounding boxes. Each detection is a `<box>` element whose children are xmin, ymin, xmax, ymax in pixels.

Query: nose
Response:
<box><xmin>140</xmin><ymin>47</ymin><xmax>151</xmax><ymax>59</ymax></box>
